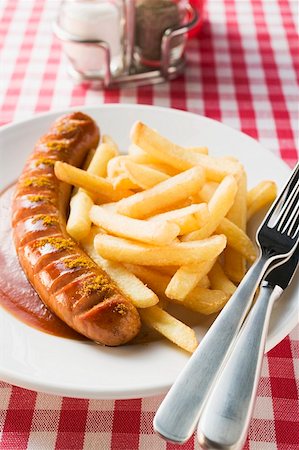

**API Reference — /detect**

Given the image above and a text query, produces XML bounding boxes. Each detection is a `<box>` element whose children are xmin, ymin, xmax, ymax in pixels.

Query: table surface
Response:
<box><xmin>0</xmin><ymin>0</ymin><xmax>298</xmax><ymax>449</ymax></box>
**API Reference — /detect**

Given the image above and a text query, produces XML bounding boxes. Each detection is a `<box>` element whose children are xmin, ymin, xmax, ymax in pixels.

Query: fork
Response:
<box><xmin>153</xmin><ymin>162</ymin><xmax>299</xmax><ymax>444</ymax></box>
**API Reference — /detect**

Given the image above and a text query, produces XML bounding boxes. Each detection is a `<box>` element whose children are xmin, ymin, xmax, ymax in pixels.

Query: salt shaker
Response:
<box><xmin>58</xmin><ymin>0</ymin><xmax>124</xmax><ymax>77</ymax></box>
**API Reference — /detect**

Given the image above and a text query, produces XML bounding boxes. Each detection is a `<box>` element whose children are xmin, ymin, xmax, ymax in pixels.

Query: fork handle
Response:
<box><xmin>197</xmin><ymin>283</ymin><xmax>282</xmax><ymax>450</ymax></box>
<box><xmin>154</xmin><ymin>255</ymin><xmax>270</xmax><ymax>444</ymax></box>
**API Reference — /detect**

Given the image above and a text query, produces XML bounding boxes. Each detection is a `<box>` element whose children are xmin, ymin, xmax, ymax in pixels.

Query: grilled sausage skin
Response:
<box><xmin>11</xmin><ymin>112</ymin><xmax>141</xmax><ymax>346</ymax></box>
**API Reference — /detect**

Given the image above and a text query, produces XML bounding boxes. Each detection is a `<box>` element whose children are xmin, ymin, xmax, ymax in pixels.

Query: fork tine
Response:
<box><xmin>282</xmin><ymin>193</ymin><xmax>299</xmax><ymax>236</ymax></box>
<box><xmin>293</xmin><ymin>220</ymin><xmax>299</xmax><ymax>239</ymax></box>
<box><xmin>276</xmin><ymin>179</ymin><xmax>299</xmax><ymax>229</ymax></box>
<box><xmin>277</xmin><ymin>182</ymin><xmax>299</xmax><ymax>233</ymax></box>
<box><xmin>266</xmin><ymin>162</ymin><xmax>299</xmax><ymax>228</ymax></box>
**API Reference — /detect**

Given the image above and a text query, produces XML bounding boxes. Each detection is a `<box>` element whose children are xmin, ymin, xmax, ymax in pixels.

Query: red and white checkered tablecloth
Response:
<box><xmin>0</xmin><ymin>0</ymin><xmax>298</xmax><ymax>449</ymax></box>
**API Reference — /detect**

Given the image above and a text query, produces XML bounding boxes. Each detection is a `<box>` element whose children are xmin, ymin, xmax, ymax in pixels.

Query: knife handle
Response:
<box><xmin>197</xmin><ymin>283</ymin><xmax>283</xmax><ymax>450</ymax></box>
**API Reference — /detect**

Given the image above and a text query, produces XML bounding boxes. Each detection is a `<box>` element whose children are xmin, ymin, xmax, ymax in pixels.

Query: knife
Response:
<box><xmin>197</xmin><ymin>250</ymin><xmax>299</xmax><ymax>450</ymax></box>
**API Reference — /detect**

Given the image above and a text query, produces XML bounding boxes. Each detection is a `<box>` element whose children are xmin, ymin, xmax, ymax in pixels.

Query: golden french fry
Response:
<box><xmin>66</xmin><ymin>142</ymin><xmax>118</xmax><ymax>240</ymax></box>
<box><xmin>197</xmin><ymin>275</ymin><xmax>210</xmax><ymax>289</ymax></box>
<box><xmin>81</xmin><ymin>231</ymin><xmax>159</xmax><ymax>308</ymax></box>
<box><xmin>198</xmin><ymin>182</ymin><xmax>219</xmax><ymax>202</ymax></box>
<box><xmin>176</xmin><ymin>215</ymin><xmax>203</xmax><ymax>235</ymax></box>
<box><xmin>128</xmin><ymin>144</ymin><xmax>148</xmax><ymax>157</ymax></box>
<box><xmin>186</xmin><ymin>146</ymin><xmax>209</xmax><ymax>155</ymax></box>
<box><xmin>95</xmin><ymin>233</ymin><xmax>227</xmax><ymax>266</ymax></box>
<box><xmin>225</xmin><ymin>247</ymin><xmax>245</xmax><ymax>283</ymax></box>
<box><xmin>179</xmin><ymin>287</ymin><xmax>228</xmax><ymax>315</ymax></box>
<box><xmin>149</xmin><ymin>203</ymin><xmax>209</xmax><ymax>235</ymax></box>
<box><xmin>225</xmin><ymin>172</ymin><xmax>247</xmax><ymax>243</ymax></box>
<box><xmin>90</xmin><ymin>205</ymin><xmax>180</xmax><ymax>245</ymax></box>
<box><xmin>182</xmin><ymin>175</ymin><xmax>238</xmax><ymax>241</ymax></box>
<box><xmin>100</xmin><ymin>202</ymin><xmax>118</xmax><ymax>211</ymax></box>
<box><xmin>247</xmin><ymin>180</ymin><xmax>277</xmax><ymax>221</ymax></box>
<box><xmin>110</xmin><ymin>174</ymin><xmax>140</xmax><ymax>190</ymax></box>
<box><xmin>143</xmin><ymin>198</ymin><xmax>194</xmax><ymax>217</ymax></box>
<box><xmin>127</xmin><ymin>153</ymin><xmax>179</xmax><ymax>176</ymax></box>
<box><xmin>139</xmin><ymin>306</ymin><xmax>198</xmax><ymax>353</ymax></box>
<box><xmin>108</xmin><ymin>156</ymin><xmax>166</xmax><ymax>189</ymax></box>
<box><xmin>128</xmin><ymin>145</ymin><xmax>177</xmax><ymax>173</ymax></box>
<box><xmin>143</xmin><ymin>163</ymin><xmax>180</xmax><ymax>177</ymax></box>
<box><xmin>107</xmin><ymin>156</ymin><xmax>127</xmax><ymax>179</ymax></box>
<box><xmin>127</xmin><ymin>265</ymin><xmax>170</xmax><ymax>299</ymax></box>
<box><xmin>216</xmin><ymin>218</ymin><xmax>257</xmax><ymax>262</ymax></box>
<box><xmin>54</xmin><ymin>161</ymin><xmax>132</xmax><ymax>201</ymax></box>
<box><xmin>209</xmin><ymin>261</ymin><xmax>237</xmax><ymax>296</ymax></box>
<box><xmin>88</xmin><ymin>143</ymin><xmax>118</xmax><ymax>177</ymax></box>
<box><xmin>131</xmin><ymin>121</ymin><xmax>242</xmax><ymax>181</ymax></box>
<box><xmin>123</xmin><ymin>159</ymin><xmax>170</xmax><ymax>189</ymax></box>
<box><xmin>148</xmin><ymin>265</ymin><xmax>179</xmax><ymax>277</ymax></box>
<box><xmin>129</xmin><ymin>265</ymin><xmax>227</xmax><ymax>315</ymax></box>
<box><xmin>102</xmin><ymin>134</ymin><xmax>119</xmax><ymax>153</ymax></box>
<box><xmin>224</xmin><ymin>169</ymin><xmax>247</xmax><ymax>282</ymax></box>
<box><xmin>129</xmin><ymin>142</ymin><xmax>208</xmax><ymax>161</ymax></box>
<box><xmin>165</xmin><ymin>259</ymin><xmax>216</xmax><ymax>301</ymax></box>
<box><xmin>117</xmin><ymin>166</ymin><xmax>205</xmax><ymax>219</ymax></box>
<box><xmin>66</xmin><ymin>190</ymin><xmax>94</xmax><ymax>241</ymax></box>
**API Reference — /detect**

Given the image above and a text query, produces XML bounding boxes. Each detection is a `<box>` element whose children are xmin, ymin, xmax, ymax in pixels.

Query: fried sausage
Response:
<box><xmin>11</xmin><ymin>112</ymin><xmax>141</xmax><ymax>346</ymax></box>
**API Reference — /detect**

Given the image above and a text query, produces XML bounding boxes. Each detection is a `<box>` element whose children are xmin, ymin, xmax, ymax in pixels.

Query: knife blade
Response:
<box><xmin>197</xmin><ymin>252</ymin><xmax>299</xmax><ymax>450</ymax></box>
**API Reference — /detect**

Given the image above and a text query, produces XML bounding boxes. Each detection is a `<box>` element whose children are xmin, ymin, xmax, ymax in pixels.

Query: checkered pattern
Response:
<box><xmin>0</xmin><ymin>0</ymin><xmax>298</xmax><ymax>448</ymax></box>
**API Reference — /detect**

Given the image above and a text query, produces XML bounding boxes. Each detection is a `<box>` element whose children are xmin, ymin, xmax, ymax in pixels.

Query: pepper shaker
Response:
<box><xmin>134</xmin><ymin>0</ymin><xmax>189</xmax><ymax>68</ymax></box>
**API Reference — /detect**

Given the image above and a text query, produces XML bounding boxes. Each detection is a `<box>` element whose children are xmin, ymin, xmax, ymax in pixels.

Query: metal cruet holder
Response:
<box><xmin>53</xmin><ymin>0</ymin><xmax>200</xmax><ymax>88</ymax></box>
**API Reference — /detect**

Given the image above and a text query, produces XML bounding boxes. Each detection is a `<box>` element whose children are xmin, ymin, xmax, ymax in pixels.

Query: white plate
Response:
<box><xmin>0</xmin><ymin>104</ymin><xmax>298</xmax><ymax>399</ymax></box>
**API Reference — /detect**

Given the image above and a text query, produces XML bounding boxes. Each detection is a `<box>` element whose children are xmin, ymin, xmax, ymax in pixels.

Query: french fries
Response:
<box><xmin>67</xmin><ymin>190</ymin><xmax>94</xmax><ymax>241</ymax></box>
<box><xmin>90</xmin><ymin>205</ymin><xmax>180</xmax><ymax>245</ymax></box>
<box><xmin>94</xmin><ymin>233</ymin><xmax>227</xmax><ymax>266</ymax></box>
<box><xmin>216</xmin><ymin>218</ymin><xmax>257</xmax><ymax>262</ymax></box>
<box><xmin>107</xmin><ymin>156</ymin><xmax>126</xmax><ymax>179</ymax></box>
<box><xmin>139</xmin><ymin>306</ymin><xmax>198</xmax><ymax>353</ymax></box>
<box><xmin>102</xmin><ymin>134</ymin><xmax>119</xmax><ymax>152</ymax></box>
<box><xmin>55</xmin><ymin>161</ymin><xmax>132</xmax><ymax>201</ymax></box>
<box><xmin>110</xmin><ymin>174</ymin><xmax>140</xmax><ymax>190</ymax></box>
<box><xmin>208</xmin><ymin>261</ymin><xmax>237</xmax><ymax>296</ymax></box>
<box><xmin>148</xmin><ymin>204</ymin><xmax>209</xmax><ymax>235</ymax></box>
<box><xmin>182</xmin><ymin>175</ymin><xmax>238</xmax><ymax>240</ymax></box>
<box><xmin>66</xmin><ymin>141</ymin><xmax>118</xmax><ymax>241</ymax></box>
<box><xmin>123</xmin><ymin>159</ymin><xmax>170</xmax><ymax>189</ymax></box>
<box><xmin>127</xmin><ymin>265</ymin><xmax>170</xmax><ymax>299</ymax></box>
<box><xmin>128</xmin><ymin>265</ymin><xmax>228</xmax><ymax>315</ymax></box>
<box><xmin>117</xmin><ymin>166</ymin><xmax>205</xmax><ymax>219</ymax></box>
<box><xmin>165</xmin><ymin>259</ymin><xmax>216</xmax><ymax>301</ymax></box>
<box><xmin>88</xmin><ymin>142</ymin><xmax>118</xmax><ymax>177</ymax></box>
<box><xmin>131</xmin><ymin>121</ymin><xmax>242</xmax><ymax>181</ymax></box>
<box><xmin>224</xmin><ymin>169</ymin><xmax>247</xmax><ymax>282</ymax></box>
<box><xmin>81</xmin><ymin>230</ymin><xmax>159</xmax><ymax>308</ymax></box>
<box><xmin>186</xmin><ymin>146</ymin><xmax>209</xmax><ymax>155</ymax></box>
<box><xmin>57</xmin><ymin>119</ymin><xmax>276</xmax><ymax>353</ymax></box>
<box><xmin>247</xmin><ymin>180</ymin><xmax>277</xmax><ymax>220</ymax></box>
<box><xmin>198</xmin><ymin>181</ymin><xmax>218</xmax><ymax>202</ymax></box>
<box><xmin>126</xmin><ymin>152</ymin><xmax>179</xmax><ymax>176</ymax></box>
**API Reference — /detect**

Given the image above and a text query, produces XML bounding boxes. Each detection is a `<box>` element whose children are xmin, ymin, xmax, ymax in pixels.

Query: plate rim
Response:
<box><xmin>0</xmin><ymin>104</ymin><xmax>297</xmax><ymax>399</ymax></box>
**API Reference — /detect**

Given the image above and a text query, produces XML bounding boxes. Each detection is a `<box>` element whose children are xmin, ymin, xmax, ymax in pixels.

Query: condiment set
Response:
<box><xmin>53</xmin><ymin>0</ymin><xmax>200</xmax><ymax>87</ymax></box>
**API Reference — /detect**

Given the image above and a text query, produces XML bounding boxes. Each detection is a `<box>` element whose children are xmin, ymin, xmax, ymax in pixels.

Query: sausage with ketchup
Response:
<box><xmin>11</xmin><ymin>112</ymin><xmax>141</xmax><ymax>346</ymax></box>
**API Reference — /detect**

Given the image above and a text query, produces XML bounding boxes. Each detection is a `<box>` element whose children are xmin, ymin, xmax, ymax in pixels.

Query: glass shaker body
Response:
<box><xmin>134</xmin><ymin>0</ymin><xmax>189</xmax><ymax>68</ymax></box>
<box><xmin>58</xmin><ymin>0</ymin><xmax>123</xmax><ymax>77</ymax></box>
